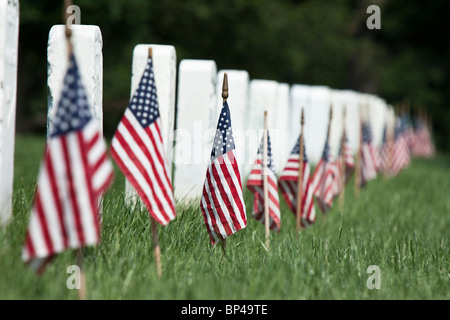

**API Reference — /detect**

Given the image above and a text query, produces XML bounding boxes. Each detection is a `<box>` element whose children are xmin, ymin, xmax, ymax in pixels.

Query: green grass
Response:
<box><xmin>1</xmin><ymin>134</ymin><xmax>449</xmax><ymax>299</ymax></box>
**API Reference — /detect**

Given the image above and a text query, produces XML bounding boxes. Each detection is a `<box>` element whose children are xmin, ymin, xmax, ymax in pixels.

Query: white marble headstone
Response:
<box><xmin>246</xmin><ymin>79</ymin><xmax>279</xmax><ymax>176</ymax></box>
<box><xmin>47</xmin><ymin>25</ymin><xmax>103</xmax><ymax>135</ymax></box>
<box><xmin>289</xmin><ymin>84</ymin><xmax>311</xmax><ymax>154</ymax></box>
<box><xmin>305</xmin><ymin>86</ymin><xmax>331</xmax><ymax>164</ymax></box>
<box><xmin>216</xmin><ymin>69</ymin><xmax>249</xmax><ymax>182</ymax></box>
<box><xmin>0</xmin><ymin>0</ymin><xmax>19</xmax><ymax>225</ymax></box>
<box><xmin>173</xmin><ymin>59</ymin><xmax>217</xmax><ymax>202</ymax></box>
<box><xmin>275</xmin><ymin>83</ymin><xmax>291</xmax><ymax>169</ymax></box>
<box><xmin>341</xmin><ymin>90</ymin><xmax>360</xmax><ymax>154</ymax></box>
<box><xmin>368</xmin><ymin>95</ymin><xmax>388</xmax><ymax>147</ymax></box>
<box><xmin>329</xmin><ymin>90</ymin><xmax>346</xmax><ymax>158</ymax></box>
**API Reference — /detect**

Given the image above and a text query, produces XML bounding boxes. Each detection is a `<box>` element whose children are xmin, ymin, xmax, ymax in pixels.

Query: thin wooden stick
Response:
<box><xmin>295</xmin><ymin>108</ymin><xmax>305</xmax><ymax>233</ymax></box>
<box><xmin>145</xmin><ymin>47</ymin><xmax>162</xmax><ymax>278</ymax></box>
<box><xmin>337</xmin><ymin>107</ymin><xmax>347</xmax><ymax>241</ymax></box>
<box><xmin>65</xmin><ymin>0</ymin><xmax>83</xmax><ymax>299</ymax></box>
<box><xmin>63</xmin><ymin>0</ymin><xmax>74</xmax><ymax>57</ymax></box>
<box><xmin>320</xmin><ymin>106</ymin><xmax>333</xmax><ymax>223</ymax></box>
<box><xmin>77</xmin><ymin>249</ymin><xmax>87</xmax><ymax>300</ymax></box>
<box><xmin>221</xmin><ymin>73</ymin><xmax>228</xmax><ymax>256</ymax></box>
<box><xmin>151</xmin><ymin>217</ymin><xmax>162</xmax><ymax>278</ymax></box>
<box><xmin>263</xmin><ymin>111</ymin><xmax>270</xmax><ymax>248</ymax></box>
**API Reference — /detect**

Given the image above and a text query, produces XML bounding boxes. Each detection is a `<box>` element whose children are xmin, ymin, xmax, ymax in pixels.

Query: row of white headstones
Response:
<box><xmin>0</xmin><ymin>3</ymin><xmax>395</xmax><ymax>225</ymax></box>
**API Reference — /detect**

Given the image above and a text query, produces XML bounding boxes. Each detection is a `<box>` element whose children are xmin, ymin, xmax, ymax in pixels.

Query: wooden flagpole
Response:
<box><xmin>295</xmin><ymin>108</ymin><xmax>305</xmax><ymax>234</ymax></box>
<box><xmin>151</xmin><ymin>217</ymin><xmax>162</xmax><ymax>278</ymax></box>
<box><xmin>64</xmin><ymin>0</ymin><xmax>74</xmax><ymax>57</ymax></box>
<box><xmin>321</xmin><ymin>106</ymin><xmax>333</xmax><ymax>223</ymax></box>
<box><xmin>64</xmin><ymin>0</ymin><xmax>86</xmax><ymax>300</ymax></box>
<box><xmin>221</xmin><ymin>73</ymin><xmax>228</xmax><ymax>256</ymax></box>
<box><xmin>147</xmin><ymin>47</ymin><xmax>163</xmax><ymax>278</ymax></box>
<box><xmin>337</xmin><ymin>106</ymin><xmax>346</xmax><ymax>241</ymax></box>
<box><xmin>262</xmin><ymin>111</ymin><xmax>270</xmax><ymax>248</ymax></box>
<box><xmin>339</xmin><ymin>106</ymin><xmax>346</xmax><ymax>212</ymax></box>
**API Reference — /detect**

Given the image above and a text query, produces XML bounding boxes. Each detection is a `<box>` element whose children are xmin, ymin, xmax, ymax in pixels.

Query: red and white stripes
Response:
<box><xmin>279</xmin><ymin>154</ymin><xmax>316</xmax><ymax>227</ymax></box>
<box><xmin>111</xmin><ymin>109</ymin><xmax>176</xmax><ymax>226</ymax></box>
<box><xmin>22</xmin><ymin>120</ymin><xmax>113</xmax><ymax>272</ymax></box>
<box><xmin>247</xmin><ymin>158</ymin><xmax>281</xmax><ymax>231</ymax></box>
<box><xmin>201</xmin><ymin>152</ymin><xmax>247</xmax><ymax>245</ymax></box>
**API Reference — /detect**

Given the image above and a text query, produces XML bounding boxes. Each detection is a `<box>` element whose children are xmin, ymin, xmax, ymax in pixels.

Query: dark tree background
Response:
<box><xmin>15</xmin><ymin>0</ymin><xmax>450</xmax><ymax>151</ymax></box>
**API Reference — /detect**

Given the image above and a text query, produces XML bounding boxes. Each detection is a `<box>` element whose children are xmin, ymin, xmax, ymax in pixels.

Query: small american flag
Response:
<box><xmin>411</xmin><ymin>118</ymin><xmax>435</xmax><ymax>158</ymax></box>
<box><xmin>360</xmin><ymin>122</ymin><xmax>378</xmax><ymax>186</ymax></box>
<box><xmin>246</xmin><ymin>132</ymin><xmax>281</xmax><ymax>232</ymax></box>
<box><xmin>200</xmin><ymin>102</ymin><xmax>247</xmax><ymax>245</ymax></box>
<box><xmin>110</xmin><ymin>55</ymin><xmax>176</xmax><ymax>225</ymax></box>
<box><xmin>311</xmin><ymin>136</ymin><xmax>335</xmax><ymax>213</ymax></box>
<box><xmin>390</xmin><ymin>118</ymin><xmax>411</xmax><ymax>176</ymax></box>
<box><xmin>379</xmin><ymin>125</ymin><xmax>390</xmax><ymax>174</ymax></box>
<box><xmin>332</xmin><ymin>132</ymin><xmax>354</xmax><ymax>197</ymax></box>
<box><xmin>278</xmin><ymin>138</ymin><xmax>316</xmax><ymax>227</ymax></box>
<box><xmin>22</xmin><ymin>54</ymin><xmax>114</xmax><ymax>273</ymax></box>
<box><xmin>401</xmin><ymin>114</ymin><xmax>415</xmax><ymax>152</ymax></box>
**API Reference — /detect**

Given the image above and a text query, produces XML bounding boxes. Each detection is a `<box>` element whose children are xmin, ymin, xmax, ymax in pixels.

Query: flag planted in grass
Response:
<box><xmin>411</xmin><ymin>117</ymin><xmax>435</xmax><ymax>158</ymax></box>
<box><xmin>22</xmin><ymin>54</ymin><xmax>114</xmax><ymax>273</ymax></box>
<box><xmin>110</xmin><ymin>53</ymin><xmax>176</xmax><ymax>226</ymax></box>
<box><xmin>200</xmin><ymin>101</ymin><xmax>247</xmax><ymax>245</ymax></box>
<box><xmin>390</xmin><ymin>118</ymin><xmax>411</xmax><ymax>176</ymax></box>
<box><xmin>332</xmin><ymin>132</ymin><xmax>354</xmax><ymax>197</ymax></box>
<box><xmin>360</xmin><ymin>121</ymin><xmax>378</xmax><ymax>186</ymax></box>
<box><xmin>246</xmin><ymin>132</ymin><xmax>281</xmax><ymax>232</ymax></box>
<box><xmin>311</xmin><ymin>135</ymin><xmax>336</xmax><ymax>213</ymax></box>
<box><xmin>278</xmin><ymin>138</ymin><xmax>316</xmax><ymax>227</ymax></box>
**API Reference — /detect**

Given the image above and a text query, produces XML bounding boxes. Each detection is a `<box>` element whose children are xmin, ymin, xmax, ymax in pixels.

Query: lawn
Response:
<box><xmin>0</xmin><ymin>134</ymin><xmax>449</xmax><ymax>300</ymax></box>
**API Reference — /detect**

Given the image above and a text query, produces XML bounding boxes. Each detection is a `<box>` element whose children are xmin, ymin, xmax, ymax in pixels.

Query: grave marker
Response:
<box><xmin>246</xmin><ymin>79</ymin><xmax>278</xmax><ymax>176</ymax></box>
<box><xmin>48</xmin><ymin>25</ymin><xmax>103</xmax><ymax>135</ymax></box>
<box><xmin>173</xmin><ymin>59</ymin><xmax>217</xmax><ymax>202</ymax></box>
<box><xmin>329</xmin><ymin>90</ymin><xmax>346</xmax><ymax>158</ymax></box>
<box><xmin>289</xmin><ymin>84</ymin><xmax>311</xmax><ymax>152</ymax></box>
<box><xmin>276</xmin><ymin>83</ymin><xmax>291</xmax><ymax>169</ymax></box>
<box><xmin>368</xmin><ymin>95</ymin><xmax>388</xmax><ymax>147</ymax></box>
<box><xmin>0</xmin><ymin>0</ymin><xmax>19</xmax><ymax>225</ymax></box>
<box><xmin>216</xmin><ymin>69</ymin><xmax>249</xmax><ymax>182</ymax></box>
<box><xmin>341</xmin><ymin>90</ymin><xmax>361</xmax><ymax>155</ymax></box>
<box><xmin>305</xmin><ymin>86</ymin><xmax>331</xmax><ymax>164</ymax></box>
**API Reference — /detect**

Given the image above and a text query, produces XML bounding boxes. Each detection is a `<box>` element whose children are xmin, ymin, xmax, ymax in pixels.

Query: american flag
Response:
<box><xmin>200</xmin><ymin>101</ymin><xmax>247</xmax><ymax>245</ymax></box>
<box><xmin>390</xmin><ymin>118</ymin><xmax>411</xmax><ymax>176</ymax></box>
<box><xmin>379</xmin><ymin>125</ymin><xmax>390</xmax><ymax>174</ymax></box>
<box><xmin>22</xmin><ymin>54</ymin><xmax>114</xmax><ymax>273</ymax></box>
<box><xmin>246</xmin><ymin>132</ymin><xmax>281</xmax><ymax>232</ymax></box>
<box><xmin>332</xmin><ymin>132</ymin><xmax>354</xmax><ymax>197</ymax></box>
<box><xmin>110</xmin><ymin>55</ymin><xmax>176</xmax><ymax>226</ymax></box>
<box><xmin>411</xmin><ymin>118</ymin><xmax>435</xmax><ymax>158</ymax></box>
<box><xmin>311</xmin><ymin>136</ymin><xmax>335</xmax><ymax>213</ymax></box>
<box><xmin>401</xmin><ymin>113</ymin><xmax>415</xmax><ymax>152</ymax></box>
<box><xmin>360</xmin><ymin>121</ymin><xmax>378</xmax><ymax>186</ymax></box>
<box><xmin>278</xmin><ymin>137</ymin><xmax>316</xmax><ymax>227</ymax></box>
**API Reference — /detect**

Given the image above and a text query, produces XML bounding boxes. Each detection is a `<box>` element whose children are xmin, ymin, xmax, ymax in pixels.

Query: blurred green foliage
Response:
<box><xmin>15</xmin><ymin>0</ymin><xmax>450</xmax><ymax>150</ymax></box>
